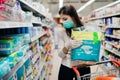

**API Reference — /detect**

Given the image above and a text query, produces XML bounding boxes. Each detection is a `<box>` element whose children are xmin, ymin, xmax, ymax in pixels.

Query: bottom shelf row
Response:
<box><xmin>1</xmin><ymin>51</ymin><xmax>52</xmax><ymax>80</ymax></box>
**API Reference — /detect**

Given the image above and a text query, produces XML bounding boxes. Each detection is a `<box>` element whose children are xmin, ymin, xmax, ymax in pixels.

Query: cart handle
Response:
<box><xmin>72</xmin><ymin>59</ymin><xmax>120</xmax><ymax>76</ymax></box>
<box><xmin>96</xmin><ymin>59</ymin><xmax>120</xmax><ymax>67</ymax></box>
<box><xmin>72</xmin><ymin>66</ymin><xmax>80</xmax><ymax>76</ymax></box>
<box><xmin>111</xmin><ymin>59</ymin><xmax>120</xmax><ymax>67</ymax></box>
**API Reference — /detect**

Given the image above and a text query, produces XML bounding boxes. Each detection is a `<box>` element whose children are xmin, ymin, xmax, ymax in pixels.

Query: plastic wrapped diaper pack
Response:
<box><xmin>71</xmin><ymin>31</ymin><xmax>103</xmax><ymax>62</ymax></box>
<box><xmin>0</xmin><ymin>59</ymin><xmax>11</xmax><ymax>79</ymax></box>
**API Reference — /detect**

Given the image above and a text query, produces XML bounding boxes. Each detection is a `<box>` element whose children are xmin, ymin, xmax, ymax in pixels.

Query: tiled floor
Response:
<box><xmin>49</xmin><ymin>50</ymin><xmax>61</xmax><ymax>80</ymax></box>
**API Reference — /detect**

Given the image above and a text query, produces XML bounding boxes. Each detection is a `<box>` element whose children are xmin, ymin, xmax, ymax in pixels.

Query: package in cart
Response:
<box><xmin>71</xmin><ymin>31</ymin><xmax>103</xmax><ymax>62</ymax></box>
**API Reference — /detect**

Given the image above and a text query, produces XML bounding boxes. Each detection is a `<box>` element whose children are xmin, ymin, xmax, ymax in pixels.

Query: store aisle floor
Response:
<box><xmin>49</xmin><ymin>50</ymin><xmax>62</xmax><ymax>80</ymax></box>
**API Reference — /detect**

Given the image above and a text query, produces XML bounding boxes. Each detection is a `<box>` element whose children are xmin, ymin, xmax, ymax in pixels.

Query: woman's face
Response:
<box><xmin>59</xmin><ymin>13</ymin><xmax>73</xmax><ymax>24</ymax></box>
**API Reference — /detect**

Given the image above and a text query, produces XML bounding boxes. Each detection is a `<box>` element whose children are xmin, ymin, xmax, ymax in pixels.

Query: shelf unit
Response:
<box><xmin>0</xmin><ymin>21</ymin><xmax>32</xmax><ymax>29</ymax></box>
<box><xmin>31</xmin><ymin>52</ymin><xmax>41</xmax><ymax>64</ymax></box>
<box><xmin>83</xmin><ymin>1</ymin><xmax>120</xmax><ymax>64</ymax></box>
<box><xmin>104</xmin><ymin>47</ymin><xmax>120</xmax><ymax>57</ymax></box>
<box><xmin>105</xmin><ymin>34</ymin><xmax>120</xmax><ymax>39</ymax></box>
<box><xmin>31</xmin><ymin>32</ymin><xmax>46</xmax><ymax>42</ymax></box>
<box><xmin>18</xmin><ymin>0</ymin><xmax>45</xmax><ymax>18</ymax></box>
<box><xmin>2</xmin><ymin>51</ymin><xmax>32</xmax><ymax>80</ymax></box>
<box><xmin>87</xmin><ymin>12</ymin><xmax>120</xmax><ymax>21</ymax></box>
<box><xmin>34</xmin><ymin>61</ymin><xmax>45</xmax><ymax>80</ymax></box>
<box><xmin>0</xmin><ymin>0</ymin><xmax>55</xmax><ymax>80</ymax></box>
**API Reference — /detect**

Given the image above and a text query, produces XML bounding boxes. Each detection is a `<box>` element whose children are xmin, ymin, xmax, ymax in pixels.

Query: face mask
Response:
<box><xmin>62</xmin><ymin>20</ymin><xmax>74</xmax><ymax>28</ymax></box>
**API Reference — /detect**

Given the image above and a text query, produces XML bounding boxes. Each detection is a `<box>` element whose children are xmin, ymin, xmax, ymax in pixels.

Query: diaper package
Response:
<box><xmin>71</xmin><ymin>31</ymin><xmax>103</xmax><ymax>62</ymax></box>
<box><xmin>16</xmin><ymin>65</ymin><xmax>25</xmax><ymax>80</ymax></box>
<box><xmin>0</xmin><ymin>38</ymin><xmax>14</xmax><ymax>56</ymax></box>
<box><xmin>0</xmin><ymin>59</ymin><xmax>11</xmax><ymax>79</ymax></box>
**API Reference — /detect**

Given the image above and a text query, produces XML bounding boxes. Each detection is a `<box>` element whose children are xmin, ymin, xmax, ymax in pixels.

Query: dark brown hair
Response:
<box><xmin>59</xmin><ymin>5</ymin><xmax>83</xmax><ymax>37</ymax></box>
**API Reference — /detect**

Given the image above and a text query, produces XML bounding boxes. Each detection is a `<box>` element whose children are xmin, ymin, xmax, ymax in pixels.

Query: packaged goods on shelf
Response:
<box><xmin>116</xmin><ymin>3</ymin><xmax>120</xmax><ymax>13</ymax></box>
<box><xmin>0</xmin><ymin>1</ymin><xmax>40</xmax><ymax>22</ymax></box>
<box><xmin>0</xmin><ymin>59</ymin><xmax>11</xmax><ymax>79</ymax></box>
<box><xmin>24</xmin><ymin>58</ymin><xmax>33</xmax><ymax>79</ymax></box>
<box><xmin>16</xmin><ymin>65</ymin><xmax>26</xmax><ymax>80</ymax></box>
<box><xmin>89</xmin><ymin>3</ymin><xmax>120</xmax><ymax>19</ymax></box>
<box><xmin>4</xmin><ymin>0</ymin><xmax>16</xmax><ymax>7</ymax></box>
<box><xmin>8</xmin><ymin>73</ymin><xmax>17</xmax><ymax>80</ymax></box>
<box><xmin>0</xmin><ymin>1</ymin><xmax>22</xmax><ymax>21</ymax></box>
<box><xmin>25</xmin><ymin>12</ymin><xmax>32</xmax><ymax>22</ymax></box>
<box><xmin>28</xmin><ymin>27</ymin><xmax>45</xmax><ymax>39</ymax></box>
<box><xmin>104</xmin><ymin>17</ymin><xmax>120</xmax><ymax>27</ymax></box>
<box><xmin>0</xmin><ymin>33</ymin><xmax>31</xmax><ymax>56</ymax></box>
<box><xmin>32</xmin><ymin>2</ymin><xmax>46</xmax><ymax>15</ymax></box>
<box><xmin>0</xmin><ymin>4</ymin><xmax>11</xmax><ymax>21</ymax></box>
<box><xmin>7</xmin><ymin>52</ymin><xmax>20</xmax><ymax>68</ymax></box>
<box><xmin>24</xmin><ymin>0</ymin><xmax>33</xmax><ymax>4</ymax></box>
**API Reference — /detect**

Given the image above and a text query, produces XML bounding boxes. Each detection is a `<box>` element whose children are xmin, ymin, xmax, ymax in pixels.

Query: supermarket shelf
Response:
<box><xmin>44</xmin><ymin>53</ymin><xmax>48</xmax><ymax>62</ymax></box>
<box><xmin>31</xmin><ymin>32</ymin><xmax>46</xmax><ymax>42</ymax></box>
<box><xmin>107</xmin><ymin>25</ymin><xmax>120</xmax><ymax>28</ymax></box>
<box><xmin>102</xmin><ymin>55</ymin><xmax>109</xmax><ymax>60</ymax></box>
<box><xmin>2</xmin><ymin>51</ymin><xmax>32</xmax><ymax>80</ymax></box>
<box><xmin>0</xmin><ymin>21</ymin><xmax>32</xmax><ymax>29</ymax></box>
<box><xmin>42</xmin><ymin>38</ymin><xmax>48</xmax><ymax>45</ymax></box>
<box><xmin>105</xmin><ymin>41</ymin><xmax>114</xmax><ymax>46</ymax></box>
<box><xmin>32</xmin><ymin>21</ymin><xmax>42</xmax><ymax>25</ymax></box>
<box><xmin>34</xmin><ymin>61</ymin><xmax>45</xmax><ymax>80</ymax></box>
<box><xmin>88</xmin><ymin>12</ymin><xmax>120</xmax><ymax>21</ymax></box>
<box><xmin>41</xmin><ymin>65</ymin><xmax>47</xmax><ymax>80</ymax></box>
<box><xmin>104</xmin><ymin>47</ymin><xmax>120</xmax><ymax>57</ymax></box>
<box><xmin>105</xmin><ymin>41</ymin><xmax>120</xmax><ymax>49</ymax></box>
<box><xmin>31</xmin><ymin>52</ymin><xmax>40</xmax><ymax>64</ymax></box>
<box><xmin>105</xmin><ymin>34</ymin><xmax>120</xmax><ymax>39</ymax></box>
<box><xmin>19</xmin><ymin>0</ymin><xmax>45</xmax><ymax>18</ymax></box>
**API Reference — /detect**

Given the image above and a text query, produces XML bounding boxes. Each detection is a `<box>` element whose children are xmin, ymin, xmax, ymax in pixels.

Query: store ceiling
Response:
<box><xmin>35</xmin><ymin>0</ymin><xmax>117</xmax><ymax>17</ymax></box>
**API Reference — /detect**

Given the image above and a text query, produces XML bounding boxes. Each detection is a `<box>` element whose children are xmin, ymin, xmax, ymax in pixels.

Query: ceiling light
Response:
<box><xmin>77</xmin><ymin>0</ymin><xmax>95</xmax><ymax>13</ymax></box>
<box><xmin>59</xmin><ymin>0</ymin><xmax>63</xmax><ymax>9</ymax></box>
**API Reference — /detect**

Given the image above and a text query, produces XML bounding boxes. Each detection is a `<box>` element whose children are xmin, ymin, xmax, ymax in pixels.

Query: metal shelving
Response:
<box><xmin>31</xmin><ymin>32</ymin><xmax>46</xmax><ymax>42</ymax></box>
<box><xmin>104</xmin><ymin>47</ymin><xmax>120</xmax><ymax>58</ymax></box>
<box><xmin>34</xmin><ymin>61</ymin><xmax>45</xmax><ymax>80</ymax></box>
<box><xmin>2</xmin><ymin>51</ymin><xmax>32</xmax><ymax>80</ymax></box>
<box><xmin>87</xmin><ymin>12</ymin><xmax>120</xmax><ymax>21</ymax></box>
<box><xmin>0</xmin><ymin>0</ymin><xmax>54</xmax><ymax>79</ymax></box>
<box><xmin>0</xmin><ymin>21</ymin><xmax>32</xmax><ymax>29</ymax></box>
<box><xmin>19</xmin><ymin>0</ymin><xmax>45</xmax><ymax>18</ymax></box>
<box><xmin>105</xmin><ymin>34</ymin><xmax>120</xmax><ymax>39</ymax></box>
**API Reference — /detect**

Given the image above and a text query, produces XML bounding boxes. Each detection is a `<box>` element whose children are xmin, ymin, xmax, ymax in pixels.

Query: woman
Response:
<box><xmin>58</xmin><ymin>5</ymin><xmax>96</xmax><ymax>80</ymax></box>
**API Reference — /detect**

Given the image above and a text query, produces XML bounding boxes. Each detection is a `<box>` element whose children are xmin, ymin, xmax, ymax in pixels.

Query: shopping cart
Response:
<box><xmin>72</xmin><ymin>59</ymin><xmax>120</xmax><ymax>80</ymax></box>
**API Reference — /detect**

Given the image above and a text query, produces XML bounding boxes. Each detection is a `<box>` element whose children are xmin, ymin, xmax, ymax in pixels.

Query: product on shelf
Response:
<box><xmin>4</xmin><ymin>0</ymin><xmax>16</xmax><ymax>7</ymax></box>
<box><xmin>16</xmin><ymin>65</ymin><xmax>26</xmax><ymax>80</ymax></box>
<box><xmin>0</xmin><ymin>0</ymin><xmax>55</xmax><ymax>79</ymax></box>
<box><xmin>87</xmin><ymin>2</ymin><xmax>120</xmax><ymax>19</ymax></box>
<box><xmin>0</xmin><ymin>59</ymin><xmax>11</xmax><ymax>79</ymax></box>
<box><xmin>8</xmin><ymin>73</ymin><xmax>17</xmax><ymax>80</ymax></box>
<box><xmin>0</xmin><ymin>33</ymin><xmax>31</xmax><ymax>56</ymax></box>
<box><xmin>24</xmin><ymin>58</ymin><xmax>33</xmax><ymax>79</ymax></box>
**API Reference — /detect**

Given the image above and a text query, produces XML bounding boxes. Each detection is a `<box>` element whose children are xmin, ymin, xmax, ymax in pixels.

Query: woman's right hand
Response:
<box><xmin>65</xmin><ymin>40</ymin><xmax>82</xmax><ymax>50</ymax></box>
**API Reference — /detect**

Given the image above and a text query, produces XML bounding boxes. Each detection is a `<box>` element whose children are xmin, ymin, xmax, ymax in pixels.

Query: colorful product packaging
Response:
<box><xmin>0</xmin><ymin>38</ymin><xmax>14</xmax><ymax>56</ymax></box>
<box><xmin>4</xmin><ymin>0</ymin><xmax>16</xmax><ymax>7</ymax></box>
<box><xmin>0</xmin><ymin>59</ymin><xmax>11</xmax><ymax>79</ymax></box>
<box><xmin>16</xmin><ymin>65</ymin><xmax>26</xmax><ymax>80</ymax></box>
<box><xmin>24</xmin><ymin>58</ymin><xmax>33</xmax><ymax>78</ymax></box>
<box><xmin>71</xmin><ymin>31</ymin><xmax>103</xmax><ymax>62</ymax></box>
